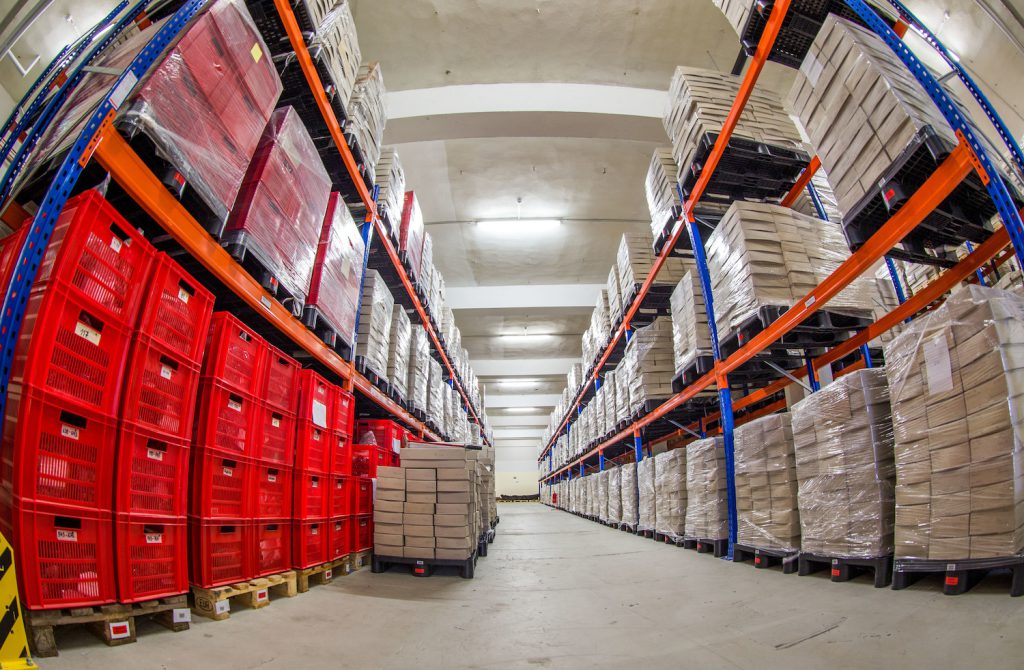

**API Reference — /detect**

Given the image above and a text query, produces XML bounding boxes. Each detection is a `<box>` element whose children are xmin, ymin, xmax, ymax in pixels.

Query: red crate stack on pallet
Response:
<box><xmin>0</xmin><ymin>191</ymin><xmax>156</xmax><ymax>609</ymax></box>
<box><xmin>330</xmin><ymin>386</ymin><xmax>355</xmax><ymax>561</ymax></box>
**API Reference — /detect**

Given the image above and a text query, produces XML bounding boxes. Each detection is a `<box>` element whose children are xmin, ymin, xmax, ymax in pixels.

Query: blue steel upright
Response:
<box><xmin>633</xmin><ymin>430</ymin><xmax>643</xmax><ymax>463</ymax></box>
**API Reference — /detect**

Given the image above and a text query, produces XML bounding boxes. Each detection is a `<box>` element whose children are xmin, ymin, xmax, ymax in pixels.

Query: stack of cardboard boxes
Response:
<box><xmin>654</xmin><ymin>449</ymin><xmax>687</xmax><ymax>539</ymax></box>
<box><xmin>407</xmin><ymin>326</ymin><xmax>430</xmax><ymax>415</ymax></box>
<box><xmin>670</xmin><ymin>271</ymin><xmax>712</xmax><ymax>377</ymax></box>
<box><xmin>885</xmin><ymin>285</ymin><xmax>1024</xmax><ymax>560</ymax></box>
<box><xmin>373</xmin><ymin>147</ymin><xmax>405</xmax><ymax>239</ymax></box>
<box><xmin>615</xmin><ymin>232</ymin><xmax>692</xmax><ymax>304</ymax></box>
<box><xmin>387</xmin><ymin>305</ymin><xmax>411</xmax><ymax>403</ymax></box>
<box><xmin>622</xmin><ymin>318</ymin><xmax>677</xmax><ymax>415</ymax></box>
<box><xmin>349</xmin><ymin>62</ymin><xmax>387</xmax><ymax>175</ymax></box>
<box><xmin>355</xmin><ymin>270</ymin><xmax>394</xmax><ymax>379</ymax></box>
<box><xmin>734</xmin><ymin>413</ymin><xmax>801</xmax><ymax>551</ymax></box>
<box><xmin>637</xmin><ymin>457</ymin><xmax>656</xmax><ymax>532</ymax></box>
<box><xmin>685</xmin><ymin>437</ymin><xmax>729</xmax><ymax>541</ymax></box>
<box><xmin>608</xmin><ymin>467</ymin><xmax>623</xmax><ymax>525</ymax></box>
<box><xmin>598</xmin><ymin>470</ymin><xmax>610</xmax><ymax>523</ymax></box>
<box><xmin>645</xmin><ymin>148</ymin><xmax>683</xmax><ymax>239</ymax></box>
<box><xmin>621</xmin><ymin>463</ymin><xmax>639</xmax><ymax>529</ymax></box>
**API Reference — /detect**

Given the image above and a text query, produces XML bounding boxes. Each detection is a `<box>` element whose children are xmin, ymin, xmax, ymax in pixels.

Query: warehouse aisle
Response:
<box><xmin>43</xmin><ymin>503</ymin><xmax>1024</xmax><ymax>670</ymax></box>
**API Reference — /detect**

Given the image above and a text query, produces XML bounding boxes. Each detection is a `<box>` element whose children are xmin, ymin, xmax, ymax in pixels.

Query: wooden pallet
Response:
<box><xmin>296</xmin><ymin>556</ymin><xmax>351</xmax><ymax>593</ymax></box>
<box><xmin>350</xmin><ymin>550</ymin><xmax>373</xmax><ymax>571</ymax></box>
<box><xmin>191</xmin><ymin>571</ymin><xmax>298</xmax><ymax>621</ymax></box>
<box><xmin>27</xmin><ymin>594</ymin><xmax>190</xmax><ymax>658</ymax></box>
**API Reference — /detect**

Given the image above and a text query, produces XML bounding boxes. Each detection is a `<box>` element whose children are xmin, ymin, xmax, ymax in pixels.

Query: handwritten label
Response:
<box><xmin>75</xmin><ymin>321</ymin><xmax>101</xmax><ymax>346</ymax></box>
<box><xmin>250</xmin><ymin>43</ymin><xmax>263</xmax><ymax>63</ymax></box>
<box><xmin>60</xmin><ymin>424</ymin><xmax>80</xmax><ymax>440</ymax></box>
<box><xmin>145</xmin><ymin>533</ymin><xmax>163</xmax><ymax>544</ymax></box>
<box><xmin>146</xmin><ymin>448</ymin><xmax>164</xmax><ymax>461</ymax></box>
<box><xmin>222</xmin><ymin>467</ymin><xmax>234</xmax><ymax>477</ymax></box>
<box><xmin>227</xmin><ymin>399</ymin><xmax>242</xmax><ymax>412</ymax></box>
<box><xmin>110</xmin><ymin>236</ymin><xmax>122</xmax><ymax>253</ymax></box>
<box><xmin>56</xmin><ymin>529</ymin><xmax>78</xmax><ymax>542</ymax></box>
<box><xmin>271</xmin><ymin>417</ymin><xmax>281</xmax><ymax>428</ymax></box>
<box><xmin>267</xmin><ymin>474</ymin><xmax>277</xmax><ymax>483</ymax></box>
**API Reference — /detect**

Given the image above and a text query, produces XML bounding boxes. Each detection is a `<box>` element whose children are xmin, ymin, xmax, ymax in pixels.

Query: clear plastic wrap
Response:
<box><xmin>646</xmin><ymin>148</ymin><xmax>682</xmax><ymax>239</ymax></box>
<box><xmin>407</xmin><ymin>325</ymin><xmax>430</xmax><ymax>413</ymax></box>
<box><xmin>123</xmin><ymin>0</ymin><xmax>282</xmax><ymax>223</ymax></box>
<box><xmin>597</xmin><ymin>470</ymin><xmax>610</xmax><ymax>522</ymax></box>
<box><xmin>426</xmin><ymin>358</ymin><xmax>445</xmax><ymax>429</ymax></box>
<box><xmin>420</xmin><ymin>233</ymin><xmax>435</xmax><ymax>292</ymax></box>
<box><xmin>788</xmin><ymin>16</ymin><xmax>958</xmax><ymax>217</ymax></box>
<box><xmin>306</xmin><ymin>192</ymin><xmax>364</xmax><ymax>346</ymax></box>
<box><xmin>621</xmin><ymin>462</ymin><xmax>639</xmax><ymax>528</ymax></box>
<box><xmin>310</xmin><ymin>1</ymin><xmax>361</xmax><ymax>109</ymax></box>
<box><xmin>885</xmin><ymin>284</ymin><xmax>1024</xmax><ymax>560</ymax></box>
<box><xmin>400</xmin><ymin>191</ymin><xmax>427</xmax><ymax>283</ymax></box>
<box><xmin>375</xmin><ymin>148</ymin><xmax>405</xmax><ymax>238</ymax></box>
<box><xmin>607</xmin><ymin>265</ymin><xmax>622</xmax><ymax>326</ymax></box>
<box><xmin>223</xmin><ymin>106</ymin><xmax>332</xmax><ymax>304</ymax></box>
<box><xmin>567</xmin><ymin>363</ymin><xmax>583</xmax><ymax>396</ymax></box>
<box><xmin>356</xmin><ymin>270</ymin><xmax>394</xmax><ymax>378</ymax></box>
<box><xmin>387</xmin><ymin>304</ymin><xmax>411</xmax><ymax>401</ymax></box>
<box><xmin>637</xmin><ymin>456</ymin><xmax>656</xmax><ymax>532</ymax></box>
<box><xmin>706</xmin><ymin>201</ymin><xmax>876</xmax><ymax>339</ymax></box>
<box><xmin>792</xmin><ymin>169</ymin><xmax>845</xmax><ymax>225</ymax></box>
<box><xmin>684</xmin><ymin>437</ymin><xmax>728</xmax><ymax>540</ymax></box>
<box><xmin>654</xmin><ymin>449</ymin><xmax>686</xmax><ymax>538</ymax></box>
<box><xmin>670</xmin><ymin>270</ymin><xmax>712</xmax><ymax>377</ymax></box>
<box><xmin>734</xmin><ymin>413</ymin><xmax>801</xmax><ymax>551</ymax></box>
<box><xmin>663</xmin><ymin>66</ymin><xmax>803</xmax><ymax>176</ymax></box>
<box><xmin>791</xmin><ymin>368</ymin><xmax>895</xmax><ymax>558</ymax></box>
<box><xmin>608</xmin><ymin>467</ymin><xmax>623</xmax><ymax>524</ymax></box>
<box><xmin>622</xmin><ymin>318</ymin><xmax>676</xmax><ymax>414</ymax></box>
<box><xmin>616</xmin><ymin>231</ymin><xmax>693</xmax><ymax>304</ymax></box>
<box><xmin>349</xmin><ymin>62</ymin><xmax>387</xmax><ymax>174</ymax></box>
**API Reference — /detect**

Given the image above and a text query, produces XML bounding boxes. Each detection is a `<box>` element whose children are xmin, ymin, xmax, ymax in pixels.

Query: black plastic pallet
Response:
<box><xmin>799</xmin><ymin>552</ymin><xmax>893</xmax><ymax>588</ymax></box>
<box><xmin>246</xmin><ymin>0</ymin><xmax>321</xmax><ymax>55</ymax></box>
<box><xmin>354</xmin><ymin>356</ymin><xmax>389</xmax><ymax>393</ymax></box>
<box><xmin>302</xmin><ymin>305</ymin><xmax>354</xmax><ymax>358</ymax></box>
<box><xmin>843</xmin><ymin>126</ymin><xmax>1020</xmax><ymax>265</ymax></box>
<box><xmin>371</xmin><ymin>552</ymin><xmax>477</xmax><ymax>579</ymax></box>
<box><xmin>221</xmin><ymin>233</ymin><xmax>306</xmax><ymax>315</ymax></box>
<box><xmin>892</xmin><ymin>556</ymin><xmax>1024</xmax><ymax>596</ymax></box>
<box><xmin>653</xmin><ymin>206</ymin><xmax>728</xmax><ymax>256</ymax></box>
<box><xmin>696</xmin><ymin>538</ymin><xmax>730</xmax><ymax>558</ymax></box>
<box><xmin>720</xmin><ymin>304</ymin><xmax>873</xmax><ymax>358</ymax></box>
<box><xmin>671</xmin><ymin>350</ymin><xmax>807</xmax><ymax>393</ymax></box>
<box><xmin>680</xmin><ymin>132</ymin><xmax>810</xmax><ymax>206</ymax></box>
<box><xmin>733</xmin><ymin>543</ymin><xmax>799</xmax><ymax>573</ymax></box>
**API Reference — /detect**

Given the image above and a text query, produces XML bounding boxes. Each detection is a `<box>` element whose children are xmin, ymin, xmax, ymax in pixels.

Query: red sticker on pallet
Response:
<box><xmin>884</xmin><ymin>187</ymin><xmax>896</xmax><ymax>202</ymax></box>
<box><xmin>831</xmin><ymin>568</ymin><xmax>840</xmax><ymax>577</ymax></box>
<box><xmin>754</xmin><ymin>557</ymin><xmax>761</xmax><ymax>565</ymax></box>
<box><xmin>109</xmin><ymin>622</ymin><xmax>130</xmax><ymax>639</ymax></box>
<box><xmin>945</xmin><ymin>575</ymin><xmax>959</xmax><ymax>586</ymax></box>
<box><xmin>414</xmin><ymin>567</ymin><xmax>425</xmax><ymax>574</ymax></box>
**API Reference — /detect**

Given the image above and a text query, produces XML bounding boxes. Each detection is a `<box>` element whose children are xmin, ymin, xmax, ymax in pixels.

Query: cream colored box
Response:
<box><xmin>407</xmin><ymin>480</ymin><xmax>437</xmax><ymax>493</ymax></box>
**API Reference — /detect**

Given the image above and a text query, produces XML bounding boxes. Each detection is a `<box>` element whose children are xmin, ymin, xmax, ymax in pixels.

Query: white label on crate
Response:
<box><xmin>223</xmin><ymin>467</ymin><xmax>234</xmax><ymax>477</ymax></box>
<box><xmin>271</xmin><ymin>417</ymin><xmax>281</xmax><ymax>428</ymax></box>
<box><xmin>250</xmin><ymin>43</ymin><xmax>263</xmax><ymax>63</ymax></box>
<box><xmin>255</xmin><ymin>589</ymin><xmax>268</xmax><ymax>601</ymax></box>
<box><xmin>177</xmin><ymin>288</ymin><xmax>190</xmax><ymax>304</ymax></box>
<box><xmin>924</xmin><ymin>334</ymin><xmax>954</xmax><ymax>395</ymax></box>
<box><xmin>312</xmin><ymin>430</ymin><xmax>321</xmax><ymax>441</ymax></box>
<box><xmin>60</xmin><ymin>424</ymin><xmax>80</xmax><ymax>440</ymax></box>
<box><xmin>110</xmin><ymin>236</ymin><xmax>122</xmax><ymax>253</ymax></box>
<box><xmin>172</xmin><ymin>608</ymin><xmax>191</xmax><ymax>623</ymax></box>
<box><xmin>324</xmin><ymin>568</ymin><xmax>332</xmax><ymax>580</ymax></box>
<box><xmin>160</xmin><ymin>365</ymin><xmax>173</xmax><ymax>380</ymax></box>
<box><xmin>311</xmin><ymin>527</ymin><xmax>319</xmax><ymax>535</ymax></box>
<box><xmin>108</xmin><ymin>621</ymin><xmax>131</xmax><ymax>640</ymax></box>
<box><xmin>146</xmin><ymin>448</ymin><xmax>165</xmax><ymax>461</ymax></box>
<box><xmin>215</xmin><ymin>600</ymin><xmax>230</xmax><ymax>615</ymax></box>
<box><xmin>56</xmin><ymin>529</ymin><xmax>77</xmax><ymax>542</ymax></box>
<box><xmin>392</xmin><ymin>438</ymin><xmax>401</xmax><ymax>453</ymax></box>
<box><xmin>312</xmin><ymin>479</ymin><xmax>319</xmax><ymax>488</ymax></box>
<box><xmin>312</xmin><ymin>400</ymin><xmax>328</xmax><ymax>428</ymax></box>
<box><xmin>947</xmin><ymin>563</ymin><xmax>957</xmax><ymax>571</ymax></box>
<box><xmin>267</xmin><ymin>473</ymin><xmax>277</xmax><ymax>483</ymax></box>
<box><xmin>145</xmin><ymin>533</ymin><xmax>163</xmax><ymax>544</ymax></box>
<box><xmin>227</xmin><ymin>398</ymin><xmax>242</xmax><ymax>412</ymax></box>
<box><xmin>109</xmin><ymin>72</ymin><xmax>137</xmax><ymax>109</ymax></box>
<box><xmin>75</xmin><ymin>321</ymin><xmax>101</xmax><ymax>346</ymax></box>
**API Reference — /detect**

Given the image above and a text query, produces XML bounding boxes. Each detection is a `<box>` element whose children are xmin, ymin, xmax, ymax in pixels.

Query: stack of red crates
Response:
<box><xmin>350</xmin><ymin>419</ymin><xmax>408</xmax><ymax>553</ymax></box>
<box><xmin>0</xmin><ymin>191</ymin><xmax>157</xmax><ymax>609</ymax></box>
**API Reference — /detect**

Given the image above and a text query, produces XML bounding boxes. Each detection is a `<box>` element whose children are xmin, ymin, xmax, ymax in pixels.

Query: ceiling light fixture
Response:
<box><xmin>505</xmin><ymin>407</ymin><xmax>541</xmax><ymax>413</ymax></box>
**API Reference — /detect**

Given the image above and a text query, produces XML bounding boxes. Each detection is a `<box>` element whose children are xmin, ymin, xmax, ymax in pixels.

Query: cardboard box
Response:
<box><xmin>374</xmin><ymin>532</ymin><xmax>402</xmax><ymax>546</ymax></box>
<box><xmin>403</xmin><ymin>548</ymin><xmax>435</xmax><ymax>559</ymax></box>
<box><xmin>437</xmin><ymin>492</ymin><xmax>470</xmax><ymax>504</ymax></box>
<box><xmin>436</xmin><ymin>468</ymin><xmax>472</xmax><ymax>480</ymax></box>
<box><xmin>375</xmin><ymin>543</ymin><xmax>403</xmax><ymax>558</ymax></box>
<box><xmin>435</xmin><ymin>536</ymin><xmax>475</xmax><ymax>549</ymax></box>
<box><xmin>437</xmin><ymin>480</ymin><xmax>469</xmax><ymax>493</ymax></box>
<box><xmin>435</xmin><ymin>503</ymin><xmax>472</xmax><ymax>515</ymax></box>
<box><xmin>403</xmin><ymin>513</ymin><xmax>433</xmax><ymax>526</ymax></box>
<box><xmin>403</xmin><ymin>502</ymin><xmax>435</xmax><ymax>515</ymax></box>
<box><xmin>406</xmin><ymin>469</ymin><xmax>437</xmax><ymax>481</ymax></box>
<box><xmin>433</xmin><ymin>514</ymin><xmax>469</xmax><ymax>527</ymax></box>
<box><xmin>376</xmin><ymin>489</ymin><xmax>405</xmax><ymax>502</ymax></box>
<box><xmin>400</xmin><ymin>446</ymin><xmax>466</xmax><ymax>460</ymax></box>
<box><xmin>404</xmin><ymin>524</ymin><xmax>433</xmax><ymax>538</ymax></box>
<box><xmin>373</xmin><ymin>511</ymin><xmax>402</xmax><ymax>525</ymax></box>
<box><xmin>406</xmin><ymin>492</ymin><xmax>437</xmax><ymax>504</ymax></box>
<box><xmin>407</xmin><ymin>480</ymin><xmax>437</xmax><ymax>493</ymax></box>
<box><xmin>434</xmin><ymin>526</ymin><xmax>471</xmax><ymax>538</ymax></box>
<box><xmin>377</xmin><ymin>466</ymin><xmax>402</xmax><ymax>479</ymax></box>
<box><xmin>375</xmin><ymin>476</ymin><xmax>405</xmax><ymax>491</ymax></box>
<box><xmin>374</xmin><ymin>500</ymin><xmax>404</xmax><ymax>513</ymax></box>
<box><xmin>435</xmin><ymin>548</ymin><xmax>472</xmax><ymax>560</ymax></box>
<box><xmin>405</xmin><ymin>535</ymin><xmax>436</xmax><ymax>549</ymax></box>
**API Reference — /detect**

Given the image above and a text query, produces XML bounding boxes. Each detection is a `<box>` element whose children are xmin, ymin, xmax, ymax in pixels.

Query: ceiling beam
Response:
<box><xmin>473</xmin><ymin>358</ymin><xmax>577</xmax><ymax>376</ymax></box>
<box><xmin>485</xmin><ymin>394</ymin><xmax>560</xmax><ymax>408</ymax></box>
<box><xmin>446</xmin><ymin>284</ymin><xmax>604</xmax><ymax>310</ymax></box>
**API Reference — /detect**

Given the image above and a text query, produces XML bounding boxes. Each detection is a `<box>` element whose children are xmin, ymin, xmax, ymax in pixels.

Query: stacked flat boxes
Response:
<box><xmin>479</xmin><ymin>447</ymin><xmax>497</xmax><ymax>528</ymax></box>
<box><xmin>427</xmin><ymin>358</ymin><xmax>445</xmax><ymax>430</ymax></box>
<box><xmin>685</xmin><ymin>437</ymin><xmax>729</xmax><ymax>541</ymax></box>
<box><xmin>792</xmin><ymin>368</ymin><xmax>896</xmax><ymax>558</ymax></box>
<box><xmin>407</xmin><ymin>326</ymin><xmax>430</xmax><ymax>415</ymax></box>
<box><xmin>663</xmin><ymin>66</ymin><xmax>803</xmax><ymax>180</ymax></box>
<box><xmin>638</xmin><ymin>458</ymin><xmax>656</xmax><ymax>532</ymax></box>
<box><xmin>646</xmin><ymin>148</ymin><xmax>683</xmax><ymax>239</ymax></box>
<box><xmin>307</xmin><ymin>0</ymin><xmax>361</xmax><ymax>110</ymax></box>
<box><xmin>670</xmin><ymin>271</ymin><xmax>712</xmax><ymax>376</ymax></box>
<box><xmin>616</xmin><ymin>231</ymin><xmax>693</xmax><ymax>303</ymax></box>
<box><xmin>387</xmin><ymin>305</ymin><xmax>411</xmax><ymax>403</ymax></box>
<box><xmin>623</xmin><ymin>318</ymin><xmax>676</xmax><ymax>414</ymax></box>
<box><xmin>734</xmin><ymin>413</ymin><xmax>801</xmax><ymax>551</ymax></box>
<box><xmin>885</xmin><ymin>285</ymin><xmax>1024</xmax><ymax>560</ymax></box>
<box><xmin>607</xmin><ymin>265</ymin><xmax>622</xmax><ymax>325</ymax></box>
<box><xmin>706</xmin><ymin>201</ymin><xmax>876</xmax><ymax>339</ymax></box>
<box><xmin>374</xmin><ymin>148</ymin><xmax>405</xmax><ymax>239</ymax></box>
<box><xmin>621</xmin><ymin>463</ymin><xmax>639</xmax><ymax>528</ymax></box>
<box><xmin>788</xmin><ymin>16</ymin><xmax>957</xmax><ymax>217</ymax></box>
<box><xmin>654</xmin><ymin>449</ymin><xmax>686</xmax><ymax>539</ymax></box>
<box><xmin>598</xmin><ymin>470</ymin><xmax>611</xmax><ymax>522</ymax></box>
<box><xmin>356</xmin><ymin>270</ymin><xmax>394</xmax><ymax>379</ymax></box>
<box><xmin>349</xmin><ymin>62</ymin><xmax>387</xmax><ymax>175</ymax></box>
<box><xmin>710</xmin><ymin>0</ymin><xmax>753</xmax><ymax>38</ymax></box>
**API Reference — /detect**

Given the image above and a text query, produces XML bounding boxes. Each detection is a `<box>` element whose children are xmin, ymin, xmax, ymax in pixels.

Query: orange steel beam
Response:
<box><xmin>94</xmin><ymin>130</ymin><xmax>439</xmax><ymax>441</ymax></box>
<box><xmin>538</xmin><ymin>0</ymin><xmax>793</xmax><ymax>463</ymax></box>
<box><xmin>735</xmin><ymin>398</ymin><xmax>787</xmax><ymax>427</ymax></box>
<box><xmin>780</xmin><ymin>155</ymin><xmax>821</xmax><ymax>208</ymax></box>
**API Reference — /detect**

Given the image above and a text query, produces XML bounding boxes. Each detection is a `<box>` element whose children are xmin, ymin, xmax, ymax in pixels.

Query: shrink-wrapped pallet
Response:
<box><xmin>788</xmin><ymin>16</ymin><xmax>957</xmax><ymax>218</ymax></box>
<box><xmin>387</xmin><ymin>305</ymin><xmax>411</xmax><ymax>402</ymax></box>
<box><xmin>670</xmin><ymin>271</ymin><xmax>712</xmax><ymax>377</ymax></box>
<box><xmin>590</xmin><ymin>474</ymin><xmax>599</xmax><ymax>517</ymax></box>
<box><xmin>621</xmin><ymin>462</ymin><xmax>639</xmax><ymax>528</ymax></box>
<box><xmin>306</xmin><ymin>192</ymin><xmax>364</xmax><ymax>348</ymax></box>
<box><xmin>604</xmin><ymin>370</ymin><xmax>619</xmax><ymax>435</ymax></box>
<box><xmin>426</xmin><ymin>358</ymin><xmax>445</xmax><ymax>428</ymax></box>
<box><xmin>598</xmin><ymin>470</ymin><xmax>611</xmax><ymax>522</ymax></box>
<box><xmin>734</xmin><ymin>413</ymin><xmax>801</xmax><ymax>551</ymax></box>
<box><xmin>646</xmin><ymin>148</ymin><xmax>682</xmax><ymax>239</ymax></box>
<box><xmin>638</xmin><ymin>457</ymin><xmax>657</xmax><ymax>532</ymax></box>
<box><xmin>792</xmin><ymin>368</ymin><xmax>896</xmax><ymax>558</ymax></box>
<box><xmin>594</xmin><ymin>290</ymin><xmax>611</xmax><ymax>345</ymax></box>
<box><xmin>616</xmin><ymin>231</ymin><xmax>694</xmax><ymax>304</ymax></box>
<box><xmin>356</xmin><ymin>270</ymin><xmax>394</xmax><ymax>379</ymax></box>
<box><xmin>654</xmin><ymin>449</ymin><xmax>686</xmax><ymax>538</ymax></box>
<box><xmin>664</xmin><ymin>66</ymin><xmax>803</xmax><ymax>179</ymax></box>
<box><xmin>349</xmin><ymin>62</ymin><xmax>387</xmax><ymax>174</ymax></box>
<box><xmin>614</xmin><ymin>359</ymin><xmax>632</xmax><ymax>424</ymax></box>
<box><xmin>568</xmin><ymin>362</ymin><xmax>583</xmax><ymax>396</ymax></box>
<box><xmin>685</xmin><ymin>437</ymin><xmax>729</xmax><ymax>540</ymax></box>
<box><xmin>706</xmin><ymin>201</ymin><xmax>876</xmax><ymax>339</ymax></box>
<box><xmin>374</xmin><ymin>148</ymin><xmax>405</xmax><ymax>239</ymax></box>
<box><xmin>407</xmin><ymin>326</ymin><xmax>430</xmax><ymax>413</ymax></box>
<box><xmin>622</xmin><ymin>318</ymin><xmax>676</xmax><ymax>414</ymax></box>
<box><xmin>310</xmin><ymin>1</ymin><xmax>361</xmax><ymax>108</ymax></box>
<box><xmin>419</xmin><ymin>232</ymin><xmax>434</xmax><ymax>293</ymax></box>
<box><xmin>885</xmin><ymin>285</ymin><xmax>1024</xmax><ymax>560</ymax></box>
<box><xmin>607</xmin><ymin>265</ymin><xmax>622</xmax><ymax>325</ymax></box>
<box><xmin>400</xmin><ymin>192</ymin><xmax>427</xmax><ymax>285</ymax></box>
<box><xmin>608</xmin><ymin>467</ymin><xmax>623</xmax><ymax>524</ymax></box>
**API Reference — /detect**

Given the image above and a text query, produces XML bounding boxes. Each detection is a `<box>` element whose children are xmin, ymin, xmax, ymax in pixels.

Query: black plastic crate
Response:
<box><xmin>680</xmin><ymin>132</ymin><xmax>810</xmax><ymax>206</ymax></box>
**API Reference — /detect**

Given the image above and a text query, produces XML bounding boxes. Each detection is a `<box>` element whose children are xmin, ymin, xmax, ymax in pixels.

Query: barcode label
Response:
<box><xmin>177</xmin><ymin>288</ymin><xmax>190</xmax><ymax>303</ymax></box>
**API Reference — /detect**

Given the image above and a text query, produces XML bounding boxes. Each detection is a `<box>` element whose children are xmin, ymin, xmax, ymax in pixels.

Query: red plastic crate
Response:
<box><xmin>254</xmin><ymin>463</ymin><xmax>292</xmax><ymax>519</ymax></box>
<box><xmin>352</xmin><ymin>514</ymin><xmax>372</xmax><ymax>553</ymax></box>
<box><xmin>351</xmin><ymin>445</ymin><xmax>371</xmax><ymax>478</ymax></box>
<box><xmin>5</xmin><ymin>500</ymin><xmax>116</xmax><ymax>609</ymax></box>
<box><xmin>257</xmin><ymin>403</ymin><xmax>295</xmax><ymax>465</ymax></box>
<box><xmin>333</xmin><ymin>388</ymin><xmax>354</xmax><ymax>438</ymax></box>
<box><xmin>13</xmin><ymin>284</ymin><xmax>133</xmax><ymax>414</ymax></box>
<box><xmin>261</xmin><ymin>344</ymin><xmax>300</xmax><ymax>413</ymax></box>
<box><xmin>328</xmin><ymin>516</ymin><xmax>351</xmax><ymax>560</ymax></box>
<box><xmin>114</xmin><ymin>514</ymin><xmax>187</xmax><ymax>603</ymax></box>
<box><xmin>202</xmin><ymin>312</ymin><xmax>264</xmax><ymax>395</ymax></box>
<box><xmin>354</xmin><ymin>477</ymin><xmax>372</xmax><ymax>515</ymax></box>
<box><xmin>293</xmin><ymin>470</ymin><xmax>328</xmax><ymax>520</ymax></box>
<box><xmin>34</xmin><ymin>190</ymin><xmax>155</xmax><ymax>326</ymax></box>
<box><xmin>120</xmin><ymin>336</ymin><xmax>201</xmax><ymax>439</ymax></box>
<box><xmin>295</xmin><ymin>421</ymin><xmax>331</xmax><ymax>474</ymax></box>
<box><xmin>114</xmin><ymin>423</ymin><xmax>189</xmax><ymax>517</ymax></box>
<box><xmin>355</xmin><ymin>419</ymin><xmax>405</xmax><ymax>454</ymax></box>
<box><xmin>135</xmin><ymin>253</ymin><xmax>214</xmax><ymax>363</ymax></box>
<box><xmin>189</xmin><ymin>519</ymin><xmax>250</xmax><ymax>588</ymax></box>
<box><xmin>253</xmin><ymin>520</ymin><xmax>291</xmax><ymax>577</ymax></box>
<box><xmin>328</xmin><ymin>474</ymin><xmax>352</xmax><ymax>517</ymax></box>
<box><xmin>329</xmin><ymin>431</ymin><xmax>352</xmax><ymax>476</ymax></box>
<box><xmin>296</xmin><ymin>369</ymin><xmax>332</xmax><ymax>427</ymax></box>
<box><xmin>292</xmin><ymin>518</ymin><xmax>328</xmax><ymax>569</ymax></box>
<box><xmin>1</xmin><ymin>386</ymin><xmax>116</xmax><ymax>511</ymax></box>
<box><xmin>193</xmin><ymin>380</ymin><xmax>256</xmax><ymax>457</ymax></box>
<box><xmin>190</xmin><ymin>450</ymin><xmax>253</xmax><ymax>519</ymax></box>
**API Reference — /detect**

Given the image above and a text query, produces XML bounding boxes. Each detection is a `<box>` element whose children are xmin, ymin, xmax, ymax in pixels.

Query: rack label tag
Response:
<box><xmin>145</xmin><ymin>533</ymin><xmax>163</xmax><ymax>544</ymax></box>
<box><xmin>160</xmin><ymin>365</ymin><xmax>173</xmax><ymax>380</ymax></box>
<box><xmin>109</xmin><ymin>72</ymin><xmax>137</xmax><ymax>109</ymax></box>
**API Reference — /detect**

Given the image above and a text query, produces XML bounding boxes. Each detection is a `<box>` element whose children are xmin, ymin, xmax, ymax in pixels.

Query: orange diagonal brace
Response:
<box><xmin>780</xmin><ymin>155</ymin><xmax>821</xmax><ymax>208</ymax></box>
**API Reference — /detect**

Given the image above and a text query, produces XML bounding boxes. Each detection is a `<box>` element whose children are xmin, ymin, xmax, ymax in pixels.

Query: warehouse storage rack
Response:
<box><xmin>539</xmin><ymin>0</ymin><xmax>1024</xmax><ymax>559</ymax></box>
<box><xmin>0</xmin><ymin>0</ymin><xmax>490</xmax><ymax>447</ymax></box>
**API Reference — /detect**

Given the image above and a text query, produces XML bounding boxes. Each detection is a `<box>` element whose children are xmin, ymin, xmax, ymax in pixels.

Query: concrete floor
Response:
<box><xmin>41</xmin><ymin>503</ymin><xmax>1024</xmax><ymax>669</ymax></box>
